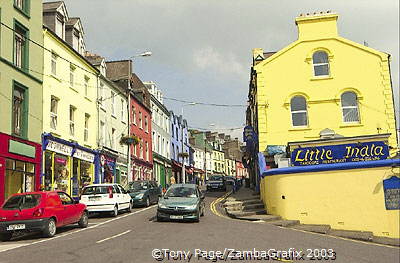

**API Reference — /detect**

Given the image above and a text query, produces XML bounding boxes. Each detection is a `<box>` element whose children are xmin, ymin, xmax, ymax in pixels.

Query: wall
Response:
<box><xmin>261</xmin><ymin>160</ymin><xmax>400</xmax><ymax>238</ymax></box>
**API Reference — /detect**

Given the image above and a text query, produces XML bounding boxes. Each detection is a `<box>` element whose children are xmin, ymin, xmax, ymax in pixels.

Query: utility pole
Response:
<box><xmin>181</xmin><ymin>112</ymin><xmax>186</xmax><ymax>184</ymax></box>
<box><xmin>204</xmin><ymin>136</ymin><xmax>207</xmax><ymax>184</ymax></box>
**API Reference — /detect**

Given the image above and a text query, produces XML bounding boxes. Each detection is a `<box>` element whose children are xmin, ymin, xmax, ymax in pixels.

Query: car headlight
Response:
<box><xmin>136</xmin><ymin>193</ymin><xmax>144</xmax><ymax>199</ymax></box>
<box><xmin>158</xmin><ymin>203</ymin><xmax>167</xmax><ymax>209</ymax></box>
<box><xmin>186</xmin><ymin>204</ymin><xmax>197</xmax><ymax>210</ymax></box>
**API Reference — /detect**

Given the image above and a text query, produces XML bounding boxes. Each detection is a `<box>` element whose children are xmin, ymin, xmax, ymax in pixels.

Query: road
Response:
<box><xmin>0</xmin><ymin>191</ymin><xmax>398</xmax><ymax>263</ymax></box>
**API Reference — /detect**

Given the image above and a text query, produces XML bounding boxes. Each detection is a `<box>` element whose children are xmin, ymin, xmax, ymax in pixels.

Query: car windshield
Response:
<box><xmin>2</xmin><ymin>194</ymin><xmax>41</xmax><ymax>210</ymax></box>
<box><xmin>210</xmin><ymin>175</ymin><xmax>223</xmax><ymax>181</ymax></box>
<box><xmin>82</xmin><ymin>186</ymin><xmax>109</xmax><ymax>195</ymax></box>
<box><xmin>129</xmin><ymin>182</ymin><xmax>148</xmax><ymax>191</ymax></box>
<box><xmin>165</xmin><ymin>187</ymin><xmax>197</xmax><ymax>198</ymax></box>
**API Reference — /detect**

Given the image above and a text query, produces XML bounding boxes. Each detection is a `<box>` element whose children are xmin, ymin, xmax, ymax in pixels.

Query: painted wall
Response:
<box><xmin>42</xmin><ymin>29</ymin><xmax>98</xmax><ymax>149</ymax></box>
<box><xmin>0</xmin><ymin>0</ymin><xmax>43</xmax><ymax>143</ymax></box>
<box><xmin>261</xmin><ymin>162</ymin><xmax>400</xmax><ymax>238</ymax></box>
<box><xmin>253</xmin><ymin>13</ymin><xmax>398</xmax><ymax>153</ymax></box>
<box><xmin>170</xmin><ymin>112</ymin><xmax>190</xmax><ymax>165</ymax></box>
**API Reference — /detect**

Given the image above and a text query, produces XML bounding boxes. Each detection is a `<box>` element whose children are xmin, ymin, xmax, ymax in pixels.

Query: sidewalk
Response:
<box><xmin>222</xmin><ymin>186</ymin><xmax>400</xmax><ymax>247</ymax></box>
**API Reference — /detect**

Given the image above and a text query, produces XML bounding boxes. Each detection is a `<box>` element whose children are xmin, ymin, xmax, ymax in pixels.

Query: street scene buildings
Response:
<box><xmin>0</xmin><ymin>1</ymin><xmax>399</xmax><ymax>262</ymax></box>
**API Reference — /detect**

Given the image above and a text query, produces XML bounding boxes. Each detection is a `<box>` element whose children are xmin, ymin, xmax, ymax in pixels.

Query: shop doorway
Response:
<box><xmin>4</xmin><ymin>159</ymin><xmax>35</xmax><ymax>200</ymax></box>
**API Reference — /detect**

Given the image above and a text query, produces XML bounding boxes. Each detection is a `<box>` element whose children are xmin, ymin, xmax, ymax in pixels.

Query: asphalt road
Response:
<box><xmin>0</xmin><ymin>191</ymin><xmax>398</xmax><ymax>263</ymax></box>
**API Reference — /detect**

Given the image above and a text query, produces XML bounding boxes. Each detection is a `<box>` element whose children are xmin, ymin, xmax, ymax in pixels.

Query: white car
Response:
<box><xmin>80</xmin><ymin>184</ymin><xmax>132</xmax><ymax>217</ymax></box>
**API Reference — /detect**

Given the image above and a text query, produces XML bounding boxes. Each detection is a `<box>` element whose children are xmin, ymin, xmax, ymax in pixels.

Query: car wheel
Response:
<box><xmin>0</xmin><ymin>233</ymin><xmax>12</xmax><ymax>242</ymax></box>
<box><xmin>194</xmin><ymin>210</ymin><xmax>200</xmax><ymax>223</ymax></box>
<box><xmin>43</xmin><ymin>218</ymin><xmax>57</xmax><ymax>238</ymax></box>
<box><xmin>127</xmin><ymin>202</ymin><xmax>133</xmax><ymax>213</ymax></box>
<box><xmin>145</xmin><ymin>197</ymin><xmax>150</xmax><ymax>207</ymax></box>
<box><xmin>111</xmin><ymin>205</ymin><xmax>118</xmax><ymax>217</ymax></box>
<box><xmin>78</xmin><ymin>212</ymin><xmax>89</xmax><ymax>228</ymax></box>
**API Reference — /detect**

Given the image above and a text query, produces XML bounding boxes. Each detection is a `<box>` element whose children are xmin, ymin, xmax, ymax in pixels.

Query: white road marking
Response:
<box><xmin>0</xmin><ymin>205</ymin><xmax>156</xmax><ymax>253</ymax></box>
<box><xmin>96</xmin><ymin>230</ymin><xmax>131</xmax><ymax>244</ymax></box>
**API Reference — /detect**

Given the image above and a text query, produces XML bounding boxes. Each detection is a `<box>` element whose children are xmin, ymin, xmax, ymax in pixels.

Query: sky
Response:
<box><xmin>54</xmin><ymin>0</ymin><xmax>399</xmax><ymax>140</ymax></box>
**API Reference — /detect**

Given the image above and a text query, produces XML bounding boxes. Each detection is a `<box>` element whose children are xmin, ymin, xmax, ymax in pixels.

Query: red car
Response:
<box><xmin>0</xmin><ymin>191</ymin><xmax>88</xmax><ymax>241</ymax></box>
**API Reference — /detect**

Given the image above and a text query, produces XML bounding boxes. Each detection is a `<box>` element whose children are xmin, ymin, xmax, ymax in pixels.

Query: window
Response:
<box><xmin>100</xmin><ymin>121</ymin><xmax>105</xmax><ymax>145</ymax></box>
<box><xmin>55</xmin><ymin>15</ymin><xmax>64</xmax><ymax>39</ymax></box>
<box><xmin>84</xmin><ymin>77</ymin><xmax>89</xmax><ymax>97</ymax></box>
<box><xmin>121</xmin><ymin>99</ymin><xmax>125</xmax><ymax>121</ymax></box>
<box><xmin>146</xmin><ymin>142</ymin><xmax>149</xmax><ymax>161</ymax></box>
<box><xmin>132</xmin><ymin>106</ymin><xmax>137</xmax><ymax>125</ymax></box>
<box><xmin>312</xmin><ymin>51</ymin><xmax>330</xmax><ymax>76</ymax></box>
<box><xmin>111</xmin><ymin>128</ymin><xmax>116</xmax><ymax>148</ymax></box>
<box><xmin>139</xmin><ymin>112</ymin><xmax>143</xmax><ymax>129</ymax></box>
<box><xmin>290</xmin><ymin>96</ymin><xmax>308</xmax><ymax>127</ymax></box>
<box><xmin>341</xmin><ymin>92</ymin><xmax>360</xmax><ymax>123</ymax></box>
<box><xmin>51</xmin><ymin>52</ymin><xmax>57</xmax><ymax>75</ymax></box>
<box><xmin>152</xmin><ymin>132</ymin><xmax>155</xmax><ymax>151</ymax></box>
<box><xmin>99</xmin><ymin>82</ymin><xmax>104</xmax><ymax>106</ymax></box>
<box><xmin>84</xmin><ymin>114</ymin><xmax>89</xmax><ymax>142</ymax></box>
<box><xmin>69</xmin><ymin>105</ymin><xmax>76</xmax><ymax>136</ymax></box>
<box><xmin>14</xmin><ymin>22</ymin><xmax>28</xmax><ymax>70</ymax></box>
<box><xmin>12</xmin><ymin>85</ymin><xmax>27</xmax><ymax>137</ymax></box>
<box><xmin>157</xmin><ymin>135</ymin><xmax>161</xmax><ymax>153</ymax></box>
<box><xmin>50</xmin><ymin>96</ymin><xmax>58</xmax><ymax>130</ymax></box>
<box><xmin>70</xmin><ymin>65</ymin><xmax>75</xmax><ymax>87</ymax></box>
<box><xmin>4</xmin><ymin>159</ymin><xmax>35</xmax><ymax>200</ymax></box>
<box><xmin>72</xmin><ymin>32</ymin><xmax>79</xmax><ymax>51</ymax></box>
<box><xmin>14</xmin><ymin>0</ymin><xmax>25</xmax><ymax>10</ymax></box>
<box><xmin>111</xmin><ymin>91</ymin><xmax>115</xmax><ymax>116</ymax></box>
<box><xmin>145</xmin><ymin>116</ymin><xmax>148</xmax><ymax>132</ymax></box>
<box><xmin>140</xmin><ymin>142</ymin><xmax>143</xmax><ymax>159</ymax></box>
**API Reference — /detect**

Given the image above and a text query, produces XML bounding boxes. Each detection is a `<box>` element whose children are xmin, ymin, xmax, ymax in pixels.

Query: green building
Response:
<box><xmin>0</xmin><ymin>0</ymin><xmax>43</xmax><ymax>204</ymax></box>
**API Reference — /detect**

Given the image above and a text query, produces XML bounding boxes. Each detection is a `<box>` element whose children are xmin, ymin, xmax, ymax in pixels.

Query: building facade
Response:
<box><xmin>145</xmin><ymin>81</ymin><xmax>171</xmax><ymax>187</ymax></box>
<box><xmin>42</xmin><ymin>2</ymin><xmax>98</xmax><ymax>198</ymax></box>
<box><xmin>170</xmin><ymin>112</ymin><xmax>190</xmax><ymax>183</ymax></box>
<box><xmin>85</xmin><ymin>53</ymin><xmax>129</xmax><ymax>187</ymax></box>
<box><xmin>246</xmin><ymin>12</ymin><xmax>398</xmax><ymax>187</ymax></box>
<box><xmin>0</xmin><ymin>0</ymin><xmax>44</xmax><ymax>204</ymax></box>
<box><xmin>189</xmin><ymin>130</ymin><xmax>213</xmax><ymax>181</ymax></box>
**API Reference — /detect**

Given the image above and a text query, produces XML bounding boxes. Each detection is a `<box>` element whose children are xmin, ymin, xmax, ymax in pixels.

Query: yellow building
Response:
<box><xmin>248</xmin><ymin>12</ymin><xmax>398</xmax><ymax>154</ymax></box>
<box><xmin>41</xmin><ymin>2</ymin><xmax>99</xmax><ymax>198</ymax></box>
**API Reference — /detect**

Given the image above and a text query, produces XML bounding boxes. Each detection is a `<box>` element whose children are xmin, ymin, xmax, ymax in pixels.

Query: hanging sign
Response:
<box><xmin>383</xmin><ymin>176</ymin><xmax>400</xmax><ymax>210</ymax></box>
<box><xmin>46</xmin><ymin>140</ymin><xmax>73</xmax><ymax>156</ymax></box>
<box><xmin>291</xmin><ymin>141</ymin><xmax>389</xmax><ymax>166</ymax></box>
<box><xmin>73</xmin><ymin>149</ymin><xmax>95</xmax><ymax>163</ymax></box>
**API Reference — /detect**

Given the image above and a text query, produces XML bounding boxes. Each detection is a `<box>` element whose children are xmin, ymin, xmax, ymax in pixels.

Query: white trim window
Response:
<box><xmin>111</xmin><ymin>91</ymin><xmax>116</xmax><ymax>116</ymax></box>
<box><xmin>69</xmin><ymin>65</ymin><xmax>75</xmax><ymax>87</ymax></box>
<box><xmin>84</xmin><ymin>114</ymin><xmax>89</xmax><ymax>142</ymax></box>
<box><xmin>121</xmin><ymin>98</ymin><xmax>125</xmax><ymax>121</ymax></box>
<box><xmin>14</xmin><ymin>25</ymin><xmax>26</xmax><ymax>69</ymax></box>
<box><xmin>312</xmin><ymin>51</ymin><xmax>330</xmax><ymax>76</ymax></box>
<box><xmin>100</xmin><ymin>121</ymin><xmax>106</xmax><ymax>146</ymax></box>
<box><xmin>55</xmin><ymin>15</ymin><xmax>64</xmax><ymax>39</ymax></box>
<box><xmin>51</xmin><ymin>53</ymin><xmax>57</xmax><ymax>76</ymax></box>
<box><xmin>111</xmin><ymin>128</ymin><xmax>116</xmax><ymax>148</ymax></box>
<box><xmin>99</xmin><ymin>82</ymin><xmax>104</xmax><ymax>107</ymax></box>
<box><xmin>139</xmin><ymin>112</ymin><xmax>143</xmax><ymax>129</ymax></box>
<box><xmin>50</xmin><ymin>96</ymin><xmax>58</xmax><ymax>129</ymax></box>
<box><xmin>290</xmin><ymin>96</ymin><xmax>308</xmax><ymax>127</ymax></box>
<box><xmin>69</xmin><ymin>105</ymin><xmax>76</xmax><ymax>136</ymax></box>
<box><xmin>15</xmin><ymin>0</ymin><xmax>24</xmax><ymax>9</ymax></box>
<box><xmin>140</xmin><ymin>142</ymin><xmax>144</xmax><ymax>159</ymax></box>
<box><xmin>341</xmin><ymin>92</ymin><xmax>360</xmax><ymax>123</ymax></box>
<box><xmin>146</xmin><ymin>142</ymin><xmax>149</xmax><ymax>161</ymax></box>
<box><xmin>84</xmin><ymin>77</ymin><xmax>89</xmax><ymax>97</ymax></box>
<box><xmin>145</xmin><ymin>116</ymin><xmax>148</xmax><ymax>132</ymax></box>
<box><xmin>132</xmin><ymin>106</ymin><xmax>137</xmax><ymax>125</ymax></box>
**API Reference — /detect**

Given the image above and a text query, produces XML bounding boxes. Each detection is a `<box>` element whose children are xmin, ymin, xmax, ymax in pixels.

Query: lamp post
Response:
<box><xmin>127</xmin><ymin>51</ymin><xmax>151</xmax><ymax>183</ymax></box>
<box><xmin>180</xmin><ymin>102</ymin><xmax>196</xmax><ymax>183</ymax></box>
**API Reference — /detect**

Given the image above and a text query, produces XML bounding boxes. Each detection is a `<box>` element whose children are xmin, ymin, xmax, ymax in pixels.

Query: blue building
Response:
<box><xmin>170</xmin><ymin>111</ymin><xmax>191</xmax><ymax>183</ymax></box>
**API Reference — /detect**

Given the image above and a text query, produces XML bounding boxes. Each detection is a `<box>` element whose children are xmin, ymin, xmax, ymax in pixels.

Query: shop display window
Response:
<box><xmin>4</xmin><ymin>159</ymin><xmax>35</xmax><ymax>200</ymax></box>
<box><xmin>53</xmin><ymin>154</ymin><xmax>70</xmax><ymax>193</ymax></box>
<box><xmin>79</xmin><ymin>160</ymin><xmax>93</xmax><ymax>194</ymax></box>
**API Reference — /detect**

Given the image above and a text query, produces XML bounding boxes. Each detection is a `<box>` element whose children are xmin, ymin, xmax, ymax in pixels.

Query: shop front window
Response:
<box><xmin>5</xmin><ymin>159</ymin><xmax>35</xmax><ymax>200</ymax></box>
<box><xmin>53</xmin><ymin>154</ymin><xmax>70</xmax><ymax>193</ymax></box>
<box><xmin>80</xmin><ymin>160</ymin><xmax>93</xmax><ymax>193</ymax></box>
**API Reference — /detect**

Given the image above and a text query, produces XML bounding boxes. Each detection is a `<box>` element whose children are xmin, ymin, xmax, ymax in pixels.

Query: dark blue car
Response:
<box><xmin>127</xmin><ymin>180</ymin><xmax>162</xmax><ymax>207</ymax></box>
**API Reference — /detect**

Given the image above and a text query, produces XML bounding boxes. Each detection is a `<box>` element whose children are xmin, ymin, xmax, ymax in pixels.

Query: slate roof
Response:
<box><xmin>43</xmin><ymin>1</ymin><xmax>64</xmax><ymax>12</ymax></box>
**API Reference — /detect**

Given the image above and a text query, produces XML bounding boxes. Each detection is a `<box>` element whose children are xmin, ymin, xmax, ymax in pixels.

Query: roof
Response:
<box><xmin>85</xmin><ymin>54</ymin><xmax>104</xmax><ymax>66</ymax></box>
<box><xmin>43</xmin><ymin>1</ymin><xmax>64</xmax><ymax>12</ymax></box>
<box><xmin>263</xmin><ymin>52</ymin><xmax>276</xmax><ymax>59</ymax></box>
<box><xmin>66</xmin><ymin>17</ymin><xmax>80</xmax><ymax>27</ymax></box>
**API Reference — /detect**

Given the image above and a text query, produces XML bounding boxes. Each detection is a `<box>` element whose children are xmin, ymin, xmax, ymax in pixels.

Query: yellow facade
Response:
<box><xmin>260</xmin><ymin>165</ymin><xmax>400</xmax><ymax>238</ymax></box>
<box><xmin>212</xmin><ymin>150</ymin><xmax>225</xmax><ymax>174</ymax></box>
<box><xmin>43</xmin><ymin>29</ymin><xmax>98</xmax><ymax>148</ymax></box>
<box><xmin>253</xmin><ymin>13</ymin><xmax>398</xmax><ymax>153</ymax></box>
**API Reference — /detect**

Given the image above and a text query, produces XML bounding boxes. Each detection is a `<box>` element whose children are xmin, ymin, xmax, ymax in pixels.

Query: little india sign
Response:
<box><xmin>291</xmin><ymin>141</ymin><xmax>389</xmax><ymax>166</ymax></box>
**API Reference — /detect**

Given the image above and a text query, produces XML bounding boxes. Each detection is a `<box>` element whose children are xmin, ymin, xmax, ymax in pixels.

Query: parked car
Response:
<box><xmin>206</xmin><ymin>175</ymin><xmax>226</xmax><ymax>191</ymax></box>
<box><xmin>80</xmin><ymin>184</ymin><xmax>132</xmax><ymax>217</ymax></box>
<box><xmin>0</xmin><ymin>191</ymin><xmax>88</xmax><ymax>241</ymax></box>
<box><xmin>127</xmin><ymin>180</ymin><xmax>162</xmax><ymax>207</ymax></box>
<box><xmin>157</xmin><ymin>184</ymin><xmax>205</xmax><ymax>222</ymax></box>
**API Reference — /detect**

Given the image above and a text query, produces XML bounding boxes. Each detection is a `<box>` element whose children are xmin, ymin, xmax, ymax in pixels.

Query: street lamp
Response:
<box><xmin>180</xmin><ymin>102</ymin><xmax>196</xmax><ymax>184</ymax></box>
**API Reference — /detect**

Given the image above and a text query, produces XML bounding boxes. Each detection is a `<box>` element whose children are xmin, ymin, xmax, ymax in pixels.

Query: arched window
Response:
<box><xmin>290</xmin><ymin>96</ymin><xmax>308</xmax><ymax>127</ymax></box>
<box><xmin>312</xmin><ymin>51</ymin><xmax>330</xmax><ymax>76</ymax></box>
<box><xmin>341</xmin><ymin>92</ymin><xmax>360</xmax><ymax>123</ymax></box>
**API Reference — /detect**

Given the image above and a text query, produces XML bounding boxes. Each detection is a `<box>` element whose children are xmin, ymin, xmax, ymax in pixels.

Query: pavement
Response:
<box><xmin>0</xmin><ymin>189</ymin><xmax>398</xmax><ymax>263</ymax></box>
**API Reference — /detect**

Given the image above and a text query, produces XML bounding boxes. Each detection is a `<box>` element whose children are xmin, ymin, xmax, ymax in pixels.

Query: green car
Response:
<box><xmin>157</xmin><ymin>184</ymin><xmax>205</xmax><ymax>222</ymax></box>
<box><xmin>127</xmin><ymin>180</ymin><xmax>162</xmax><ymax>207</ymax></box>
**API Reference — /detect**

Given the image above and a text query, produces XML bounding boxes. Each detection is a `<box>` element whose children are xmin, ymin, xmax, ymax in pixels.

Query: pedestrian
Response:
<box><xmin>170</xmin><ymin>176</ymin><xmax>176</xmax><ymax>185</ymax></box>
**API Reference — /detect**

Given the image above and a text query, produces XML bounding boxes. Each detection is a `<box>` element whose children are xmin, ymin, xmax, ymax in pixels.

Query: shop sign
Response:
<box><xmin>383</xmin><ymin>176</ymin><xmax>400</xmax><ymax>210</ymax></box>
<box><xmin>46</xmin><ymin>140</ymin><xmax>73</xmax><ymax>156</ymax></box>
<box><xmin>73</xmin><ymin>149</ymin><xmax>95</xmax><ymax>163</ymax></box>
<box><xmin>291</xmin><ymin>141</ymin><xmax>389</xmax><ymax>166</ymax></box>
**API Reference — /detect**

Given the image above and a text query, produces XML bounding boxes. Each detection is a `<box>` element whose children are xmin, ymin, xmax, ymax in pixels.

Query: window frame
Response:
<box><xmin>290</xmin><ymin>96</ymin><xmax>308</xmax><ymax>127</ymax></box>
<box><xmin>84</xmin><ymin>76</ymin><xmax>89</xmax><ymax>97</ymax></box>
<box><xmin>69</xmin><ymin>105</ymin><xmax>76</xmax><ymax>136</ymax></box>
<box><xmin>12</xmin><ymin>81</ymin><xmax>28</xmax><ymax>138</ymax></box>
<box><xmin>111</xmin><ymin>91</ymin><xmax>116</xmax><ymax>116</ymax></box>
<box><xmin>84</xmin><ymin>114</ymin><xmax>90</xmax><ymax>142</ymax></box>
<box><xmin>50</xmin><ymin>96</ymin><xmax>59</xmax><ymax>130</ymax></box>
<box><xmin>312</xmin><ymin>51</ymin><xmax>330</xmax><ymax>77</ymax></box>
<box><xmin>341</xmin><ymin>91</ymin><xmax>360</xmax><ymax>123</ymax></box>
<box><xmin>69</xmin><ymin>64</ymin><xmax>75</xmax><ymax>87</ymax></box>
<box><xmin>14</xmin><ymin>0</ymin><xmax>30</xmax><ymax>18</ymax></box>
<box><xmin>13</xmin><ymin>20</ymin><xmax>29</xmax><ymax>72</ymax></box>
<box><xmin>51</xmin><ymin>52</ymin><xmax>57</xmax><ymax>76</ymax></box>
